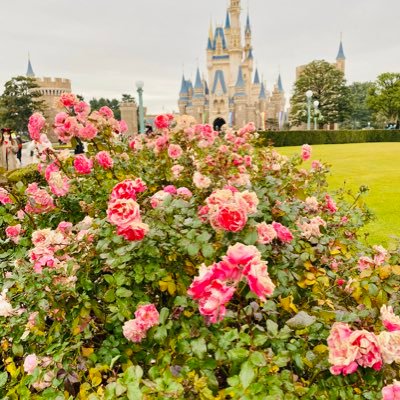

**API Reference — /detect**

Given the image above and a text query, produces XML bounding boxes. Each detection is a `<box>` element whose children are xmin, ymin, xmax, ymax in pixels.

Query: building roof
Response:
<box><xmin>259</xmin><ymin>82</ymin><xmax>267</xmax><ymax>99</ymax></box>
<box><xmin>225</xmin><ymin>11</ymin><xmax>231</xmax><ymax>29</ymax></box>
<box><xmin>213</xmin><ymin>27</ymin><xmax>227</xmax><ymax>49</ymax></box>
<box><xmin>235</xmin><ymin>66</ymin><xmax>245</xmax><ymax>88</ymax></box>
<box><xmin>253</xmin><ymin>68</ymin><xmax>260</xmax><ymax>84</ymax></box>
<box><xmin>179</xmin><ymin>75</ymin><xmax>187</xmax><ymax>95</ymax></box>
<box><xmin>26</xmin><ymin>57</ymin><xmax>35</xmax><ymax>77</ymax></box>
<box><xmin>248</xmin><ymin>48</ymin><xmax>253</xmax><ymax>59</ymax></box>
<box><xmin>207</xmin><ymin>37</ymin><xmax>214</xmax><ymax>50</ymax></box>
<box><xmin>212</xmin><ymin>70</ymin><xmax>227</xmax><ymax>94</ymax></box>
<box><xmin>336</xmin><ymin>40</ymin><xmax>346</xmax><ymax>60</ymax></box>
<box><xmin>194</xmin><ymin>68</ymin><xmax>203</xmax><ymax>89</ymax></box>
<box><xmin>245</xmin><ymin>14</ymin><xmax>251</xmax><ymax>34</ymax></box>
<box><xmin>277</xmin><ymin>73</ymin><xmax>284</xmax><ymax>92</ymax></box>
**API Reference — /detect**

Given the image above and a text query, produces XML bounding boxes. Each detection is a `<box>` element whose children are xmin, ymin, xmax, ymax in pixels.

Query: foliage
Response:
<box><xmin>257</xmin><ymin>129</ymin><xmax>400</xmax><ymax>147</ymax></box>
<box><xmin>89</xmin><ymin>98</ymin><xmax>121</xmax><ymax>120</ymax></box>
<box><xmin>121</xmin><ymin>94</ymin><xmax>136</xmax><ymax>103</ymax></box>
<box><xmin>4</xmin><ymin>164</ymin><xmax>43</xmax><ymax>186</ymax></box>
<box><xmin>290</xmin><ymin>60</ymin><xmax>349</xmax><ymax>127</ymax></box>
<box><xmin>341</xmin><ymin>82</ymin><xmax>375</xmax><ymax>129</ymax></box>
<box><xmin>1</xmin><ymin>95</ymin><xmax>400</xmax><ymax>399</ymax></box>
<box><xmin>367</xmin><ymin>73</ymin><xmax>400</xmax><ymax>123</ymax></box>
<box><xmin>0</xmin><ymin>76</ymin><xmax>46</xmax><ymax>133</ymax></box>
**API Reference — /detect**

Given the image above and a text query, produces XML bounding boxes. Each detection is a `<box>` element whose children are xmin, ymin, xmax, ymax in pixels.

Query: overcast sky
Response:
<box><xmin>0</xmin><ymin>0</ymin><xmax>399</xmax><ymax>114</ymax></box>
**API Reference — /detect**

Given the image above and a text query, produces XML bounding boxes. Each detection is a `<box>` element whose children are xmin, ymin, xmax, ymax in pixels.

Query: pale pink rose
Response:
<box><xmin>311</xmin><ymin>160</ymin><xmax>323</xmax><ymax>170</ymax></box>
<box><xmin>95</xmin><ymin>151</ymin><xmax>114</xmax><ymax>169</ymax></box>
<box><xmin>245</xmin><ymin>261</ymin><xmax>275</xmax><ymax>301</ymax></box>
<box><xmin>301</xmin><ymin>144</ymin><xmax>311</xmax><ymax>161</ymax></box>
<box><xmin>150</xmin><ymin>191</ymin><xmax>170</xmax><ymax>208</ymax></box>
<box><xmin>373</xmin><ymin>245</ymin><xmax>388</xmax><ymax>266</ymax></box>
<box><xmin>58</xmin><ymin>93</ymin><xmax>78</xmax><ymax>108</ymax></box>
<box><xmin>325</xmin><ymin>195</ymin><xmax>337</xmax><ymax>213</ymax></box>
<box><xmin>357</xmin><ymin>256</ymin><xmax>374</xmax><ymax>271</ymax></box>
<box><xmin>349</xmin><ymin>329</ymin><xmax>382</xmax><ymax>370</ymax></box>
<box><xmin>74</xmin><ymin>154</ymin><xmax>93</xmax><ymax>175</ymax></box>
<box><xmin>28</xmin><ymin>113</ymin><xmax>46</xmax><ymax>141</ymax></box>
<box><xmin>381</xmin><ymin>305</ymin><xmax>400</xmax><ymax>332</ymax></box>
<box><xmin>168</xmin><ymin>144</ymin><xmax>183</xmax><ymax>159</ymax></box>
<box><xmin>25</xmin><ymin>183</ymin><xmax>55</xmax><ymax>214</ymax></box>
<box><xmin>378</xmin><ymin>331</ymin><xmax>400</xmax><ymax>364</ymax></box>
<box><xmin>24</xmin><ymin>354</ymin><xmax>38</xmax><ymax>375</ymax></box>
<box><xmin>176</xmin><ymin>187</ymin><xmax>192</xmax><ymax>198</ymax></box>
<box><xmin>17</xmin><ymin>209</ymin><xmax>25</xmax><ymax>220</ymax></box>
<box><xmin>78</xmin><ymin>123</ymin><xmax>98</xmax><ymax>140</ymax></box>
<box><xmin>0</xmin><ymin>188</ymin><xmax>12</xmax><ymax>205</ymax></box>
<box><xmin>134</xmin><ymin>304</ymin><xmax>159</xmax><ymax>329</ymax></box>
<box><xmin>0</xmin><ymin>292</ymin><xmax>14</xmax><ymax>317</ymax></box>
<box><xmin>225</xmin><ymin>243</ymin><xmax>260</xmax><ymax>266</ymax></box>
<box><xmin>193</xmin><ymin>171</ymin><xmax>211</xmax><ymax>189</ymax></box>
<box><xmin>272</xmin><ymin>222</ymin><xmax>294</xmax><ymax>243</ymax></box>
<box><xmin>239</xmin><ymin>191</ymin><xmax>259</xmax><ymax>214</ymax></box>
<box><xmin>107</xmin><ymin>198</ymin><xmax>141</xmax><ymax>228</ymax></box>
<box><xmin>382</xmin><ymin>381</ymin><xmax>400</xmax><ymax>400</ymax></box>
<box><xmin>171</xmin><ymin>164</ymin><xmax>184</xmax><ymax>179</ymax></box>
<box><xmin>304</xmin><ymin>196</ymin><xmax>319</xmax><ymax>212</ymax></box>
<box><xmin>163</xmin><ymin>185</ymin><xmax>177</xmax><ymax>194</ymax></box>
<box><xmin>257</xmin><ymin>222</ymin><xmax>277</xmax><ymax>244</ymax></box>
<box><xmin>119</xmin><ymin>120</ymin><xmax>128</xmax><ymax>133</ymax></box>
<box><xmin>57</xmin><ymin>221</ymin><xmax>73</xmax><ymax>234</ymax></box>
<box><xmin>48</xmin><ymin>171</ymin><xmax>70</xmax><ymax>197</ymax></box>
<box><xmin>123</xmin><ymin>319</ymin><xmax>147</xmax><ymax>343</ymax></box>
<box><xmin>117</xmin><ymin>222</ymin><xmax>149</xmax><ymax>241</ymax></box>
<box><xmin>212</xmin><ymin>203</ymin><xmax>248</xmax><ymax>232</ymax></box>
<box><xmin>328</xmin><ymin>322</ymin><xmax>359</xmax><ymax>375</ymax></box>
<box><xmin>98</xmin><ymin>106</ymin><xmax>114</xmax><ymax>119</ymax></box>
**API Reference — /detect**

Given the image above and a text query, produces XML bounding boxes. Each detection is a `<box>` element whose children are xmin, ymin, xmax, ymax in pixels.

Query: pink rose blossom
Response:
<box><xmin>357</xmin><ymin>256</ymin><xmax>374</xmax><ymax>271</ymax></box>
<box><xmin>110</xmin><ymin>179</ymin><xmax>146</xmax><ymax>202</ymax></box>
<box><xmin>378</xmin><ymin>331</ymin><xmax>400</xmax><ymax>364</ymax></box>
<box><xmin>0</xmin><ymin>188</ymin><xmax>13</xmax><ymax>205</ymax></box>
<box><xmin>24</xmin><ymin>354</ymin><xmax>38</xmax><ymax>375</ymax></box>
<box><xmin>74</xmin><ymin>154</ymin><xmax>93</xmax><ymax>175</ymax></box>
<box><xmin>381</xmin><ymin>305</ymin><xmax>400</xmax><ymax>332</ymax></box>
<box><xmin>311</xmin><ymin>160</ymin><xmax>322</xmax><ymax>170</ymax></box>
<box><xmin>382</xmin><ymin>381</ymin><xmax>400</xmax><ymax>400</ymax></box>
<box><xmin>272</xmin><ymin>222</ymin><xmax>294</xmax><ymax>243</ymax></box>
<box><xmin>98</xmin><ymin>106</ymin><xmax>114</xmax><ymax>119</ymax></box>
<box><xmin>168</xmin><ymin>144</ymin><xmax>183</xmax><ymax>159</ymax></box>
<box><xmin>212</xmin><ymin>204</ymin><xmax>248</xmax><ymax>232</ymax></box>
<box><xmin>25</xmin><ymin>183</ymin><xmax>55</xmax><ymax>214</ymax></box>
<box><xmin>325</xmin><ymin>195</ymin><xmax>337</xmax><ymax>213</ymax></box>
<box><xmin>349</xmin><ymin>330</ymin><xmax>382</xmax><ymax>370</ymax></box>
<box><xmin>301</xmin><ymin>144</ymin><xmax>311</xmax><ymax>161</ymax></box>
<box><xmin>58</xmin><ymin>93</ymin><xmax>78</xmax><ymax>108</ymax></box>
<box><xmin>78</xmin><ymin>123</ymin><xmax>98</xmax><ymax>140</ymax></box>
<box><xmin>48</xmin><ymin>171</ymin><xmax>70</xmax><ymax>197</ymax></box>
<box><xmin>171</xmin><ymin>164</ymin><xmax>184</xmax><ymax>179</ymax></box>
<box><xmin>123</xmin><ymin>319</ymin><xmax>147</xmax><ymax>343</ymax></box>
<box><xmin>193</xmin><ymin>171</ymin><xmax>211</xmax><ymax>189</ymax></box>
<box><xmin>257</xmin><ymin>222</ymin><xmax>277</xmax><ymax>244</ymax></box>
<box><xmin>134</xmin><ymin>304</ymin><xmax>160</xmax><ymax>329</ymax></box>
<box><xmin>150</xmin><ymin>191</ymin><xmax>170</xmax><ymax>208</ymax></box>
<box><xmin>5</xmin><ymin>224</ymin><xmax>22</xmax><ymax>243</ymax></box>
<box><xmin>117</xmin><ymin>222</ymin><xmax>149</xmax><ymax>241</ymax></box>
<box><xmin>0</xmin><ymin>291</ymin><xmax>14</xmax><ymax>317</ymax></box>
<box><xmin>57</xmin><ymin>221</ymin><xmax>73</xmax><ymax>234</ymax></box>
<box><xmin>119</xmin><ymin>120</ymin><xmax>128</xmax><ymax>133</ymax></box>
<box><xmin>163</xmin><ymin>185</ymin><xmax>177</xmax><ymax>194</ymax></box>
<box><xmin>107</xmin><ymin>198</ymin><xmax>141</xmax><ymax>228</ymax></box>
<box><xmin>28</xmin><ymin>113</ymin><xmax>46</xmax><ymax>141</ymax></box>
<box><xmin>225</xmin><ymin>243</ymin><xmax>260</xmax><ymax>266</ymax></box>
<box><xmin>74</xmin><ymin>101</ymin><xmax>90</xmax><ymax>116</ymax></box>
<box><xmin>177</xmin><ymin>187</ymin><xmax>192</xmax><ymax>198</ymax></box>
<box><xmin>154</xmin><ymin>114</ymin><xmax>172</xmax><ymax>129</ymax></box>
<box><xmin>54</xmin><ymin>112</ymin><xmax>69</xmax><ymax>126</ymax></box>
<box><xmin>95</xmin><ymin>151</ymin><xmax>114</xmax><ymax>169</ymax></box>
<box><xmin>245</xmin><ymin>261</ymin><xmax>275</xmax><ymax>301</ymax></box>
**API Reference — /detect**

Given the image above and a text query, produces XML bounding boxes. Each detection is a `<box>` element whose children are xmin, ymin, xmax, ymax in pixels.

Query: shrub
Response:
<box><xmin>1</xmin><ymin>99</ymin><xmax>400</xmax><ymax>399</ymax></box>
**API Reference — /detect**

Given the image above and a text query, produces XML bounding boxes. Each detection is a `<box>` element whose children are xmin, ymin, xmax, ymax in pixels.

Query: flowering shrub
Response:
<box><xmin>1</xmin><ymin>94</ymin><xmax>400</xmax><ymax>399</ymax></box>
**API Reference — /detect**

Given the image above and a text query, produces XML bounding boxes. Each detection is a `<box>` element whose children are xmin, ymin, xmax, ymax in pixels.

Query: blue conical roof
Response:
<box><xmin>248</xmin><ymin>48</ymin><xmax>253</xmax><ymax>59</ymax></box>
<box><xmin>26</xmin><ymin>57</ymin><xmax>35</xmax><ymax>77</ymax></box>
<box><xmin>179</xmin><ymin>75</ymin><xmax>188</xmax><ymax>94</ymax></box>
<box><xmin>259</xmin><ymin>82</ymin><xmax>267</xmax><ymax>99</ymax></box>
<box><xmin>253</xmin><ymin>68</ymin><xmax>260</xmax><ymax>84</ymax></box>
<box><xmin>225</xmin><ymin>11</ymin><xmax>231</xmax><ymax>29</ymax></box>
<box><xmin>207</xmin><ymin>37</ymin><xmax>213</xmax><ymax>50</ymax></box>
<box><xmin>213</xmin><ymin>27</ymin><xmax>227</xmax><ymax>49</ymax></box>
<box><xmin>245</xmin><ymin>14</ymin><xmax>251</xmax><ymax>33</ymax></box>
<box><xmin>336</xmin><ymin>41</ymin><xmax>345</xmax><ymax>60</ymax></box>
<box><xmin>194</xmin><ymin>67</ymin><xmax>203</xmax><ymax>89</ymax></box>
<box><xmin>235</xmin><ymin>66</ymin><xmax>245</xmax><ymax>88</ymax></box>
<box><xmin>277</xmin><ymin>73</ymin><xmax>283</xmax><ymax>92</ymax></box>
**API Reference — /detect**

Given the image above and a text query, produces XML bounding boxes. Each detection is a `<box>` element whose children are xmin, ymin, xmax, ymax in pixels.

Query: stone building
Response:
<box><xmin>120</xmin><ymin>101</ymin><xmax>138</xmax><ymax>135</ymax></box>
<box><xmin>26</xmin><ymin>58</ymin><xmax>72</xmax><ymax>141</ymax></box>
<box><xmin>178</xmin><ymin>0</ymin><xmax>286</xmax><ymax>130</ymax></box>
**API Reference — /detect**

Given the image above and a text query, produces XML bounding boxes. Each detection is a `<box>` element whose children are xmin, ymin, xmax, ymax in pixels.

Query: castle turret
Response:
<box><xmin>336</xmin><ymin>36</ymin><xmax>346</xmax><ymax>74</ymax></box>
<box><xmin>178</xmin><ymin>74</ymin><xmax>189</xmax><ymax>115</ymax></box>
<box><xmin>228</xmin><ymin>0</ymin><xmax>242</xmax><ymax>87</ymax></box>
<box><xmin>26</xmin><ymin>56</ymin><xmax>35</xmax><ymax>78</ymax></box>
<box><xmin>234</xmin><ymin>66</ymin><xmax>247</xmax><ymax>127</ymax></box>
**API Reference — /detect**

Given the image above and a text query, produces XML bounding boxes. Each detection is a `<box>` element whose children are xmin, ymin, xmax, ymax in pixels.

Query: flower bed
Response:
<box><xmin>1</xmin><ymin>94</ymin><xmax>400</xmax><ymax>399</ymax></box>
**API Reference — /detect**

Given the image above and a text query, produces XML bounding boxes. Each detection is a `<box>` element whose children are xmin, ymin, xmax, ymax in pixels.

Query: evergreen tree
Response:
<box><xmin>290</xmin><ymin>60</ymin><xmax>349</xmax><ymax>127</ymax></box>
<box><xmin>367</xmin><ymin>72</ymin><xmax>400</xmax><ymax>123</ymax></box>
<box><xmin>0</xmin><ymin>76</ymin><xmax>46</xmax><ymax>133</ymax></box>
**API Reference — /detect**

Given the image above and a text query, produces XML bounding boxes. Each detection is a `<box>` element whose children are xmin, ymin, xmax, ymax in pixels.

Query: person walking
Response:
<box><xmin>0</xmin><ymin>128</ymin><xmax>19</xmax><ymax>171</ymax></box>
<box><xmin>15</xmin><ymin>133</ymin><xmax>23</xmax><ymax>165</ymax></box>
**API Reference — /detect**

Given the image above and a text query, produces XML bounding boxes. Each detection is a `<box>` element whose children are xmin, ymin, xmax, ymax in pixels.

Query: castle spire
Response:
<box><xmin>336</xmin><ymin>34</ymin><xmax>346</xmax><ymax>60</ymax></box>
<box><xmin>225</xmin><ymin>10</ymin><xmax>231</xmax><ymax>29</ymax></box>
<box><xmin>277</xmin><ymin>73</ymin><xmax>284</xmax><ymax>92</ymax></box>
<box><xmin>194</xmin><ymin>67</ymin><xmax>203</xmax><ymax>89</ymax></box>
<box><xmin>259</xmin><ymin>82</ymin><xmax>267</xmax><ymax>99</ymax></box>
<box><xmin>253</xmin><ymin>68</ymin><xmax>260</xmax><ymax>85</ymax></box>
<box><xmin>26</xmin><ymin>54</ymin><xmax>35</xmax><ymax>77</ymax></box>
<box><xmin>235</xmin><ymin>66</ymin><xmax>245</xmax><ymax>88</ymax></box>
<box><xmin>179</xmin><ymin>74</ymin><xmax>188</xmax><ymax>95</ymax></box>
<box><xmin>245</xmin><ymin>13</ymin><xmax>251</xmax><ymax>34</ymax></box>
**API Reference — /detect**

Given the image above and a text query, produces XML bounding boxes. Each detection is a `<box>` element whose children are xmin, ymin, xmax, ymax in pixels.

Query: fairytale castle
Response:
<box><xmin>178</xmin><ymin>0</ymin><xmax>286</xmax><ymax>130</ymax></box>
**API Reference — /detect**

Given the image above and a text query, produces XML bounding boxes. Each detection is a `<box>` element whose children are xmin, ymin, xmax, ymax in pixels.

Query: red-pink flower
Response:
<box><xmin>119</xmin><ymin>120</ymin><xmax>128</xmax><ymax>133</ymax></box>
<box><xmin>301</xmin><ymin>144</ymin><xmax>311</xmax><ymax>161</ymax></box>
<box><xmin>58</xmin><ymin>93</ymin><xmax>78</xmax><ymax>108</ymax></box>
<box><xmin>381</xmin><ymin>305</ymin><xmax>400</xmax><ymax>332</ymax></box>
<box><xmin>272</xmin><ymin>222</ymin><xmax>293</xmax><ymax>243</ymax></box>
<box><xmin>25</xmin><ymin>183</ymin><xmax>55</xmax><ymax>214</ymax></box>
<box><xmin>163</xmin><ymin>185</ymin><xmax>177</xmax><ymax>194</ymax></box>
<box><xmin>48</xmin><ymin>171</ymin><xmax>70</xmax><ymax>197</ymax></box>
<box><xmin>28</xmin><ymin>113</ymin><xmax>46</xmax><ymax>141</ymax></box>
<box><xmin>117</xmin><ymin>222</ymin><xmax>149</xmax><ymax>241</ymax></box>
<box><xmin>154</xmin><ymin>114</ymin><xmax>172</xmax><ymax>129</ymax></box>
<box><xmin>107</xmin><ymin>198</ymin><xmax>141</xmax><ymax>228</ymax></box>
<box><xmin>382</xmin><ymin>381</ymin><xmax>400</xmax><ymax>400</ymax></box>
<box><xmin>168</xmin><ymin>144</ymin><xmax>183</xmax><ymax>159</ymax></box>
<box><xmin>78</xmin><ymin>123</ymin><xmax>98</xmax><ymax>140</ymax></box>
<box><xmin>98</xmin><ymin>106</ymin><xmax>114</xmax><ymax>119</ymax></box>
<box><xmin>95</xmin><ymin>151</ymin><xmax>114</xmax><ymax>169</ymax></box>
<box><xmin>225</xmin><ymin>243</ymin><xmax>260</xmax><ymax>266</ymax></box>
<box><xmin>74</xmin><ymin>101</ymin><xmax>90</xmax><ymax>120</ymax></box>
<box><xmin>212</xmin><ymin>204</ymin><xmax>248</xmax><ymax>232</ymax></box>
<box><xmin>110</xmin><ymin>179</ymin><xmax>146</xmax><ymax>201</ymax></box>
<box><xmin>349</xmin><ymin>329</ymin><xmax>382</xmax><ymax>370</ymax></box>
<box><xmin>74</xmin><ymin>155</ymin><xmax>93</xmax><ymax>175</ymax></box>
<box><xmin>5</xmin><ymin>224</ymin><xmax>22</xmax><ymax>243</ymax></box>
<box><xmin>0</xmin><ymin>188</ymin><xmax>12</xmax><ymax>205</ymax></box>
<box><xmin>134</xmin><ymin>304</ymin><xmax>159</xmax><ymax>329</ymax></box>
<box><xmin>245</xmin><ymin>261</ymin><xmax>275</xmax><ymax>301</ymax></box>
<box><xmin>325</xmin><ymin>195</ymin><xmax>337</xmax><ymax>213</ymax></box>
<box><xmin>257</xmin><ymin>222</ymin><xmax>277</xmax><ymax>244</ymax></box>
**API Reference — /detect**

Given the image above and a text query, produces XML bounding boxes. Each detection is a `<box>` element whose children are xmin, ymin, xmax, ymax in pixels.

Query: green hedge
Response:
<box><xmin>256</xmin><ymin>129</ymin><xmax>400</xmax><ymax>147</ymax></box>
<box><xmin>5</xmin><ymin>163</ymin><xmax>43</xmax><ymax>185</ymax></box>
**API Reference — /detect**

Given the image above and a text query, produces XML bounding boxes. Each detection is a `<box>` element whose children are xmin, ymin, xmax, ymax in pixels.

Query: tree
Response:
<box><xmin>121</xmin><ymin>93</ymin><xmax>136</xmax><ymax>103</ymax></box>
<box><xmin>0</xmin><ymin>76</ymin><xmax>46</xmax><ymax>133</ymax></box>
<box><xmin>89</xmin><ymin>97</ymin><xmax>121</xmax><ymax>120</ymax></box>
<box><xmin>341</xmin><ymin>82</ymin><xmax>375</xmax><ymax>129</ymax></box>
<box><xmin>367</xmin><ymin>72</ymin><xmax>400</xmax><ymax>123</ymax></box>
<box><xmin>290</xmin><ymin>60</ymin><xmax>349</xmax><ymax>127</ymax></box>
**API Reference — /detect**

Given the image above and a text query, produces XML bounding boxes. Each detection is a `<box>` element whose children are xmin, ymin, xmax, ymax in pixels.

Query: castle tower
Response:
<box><xmin>178</xmin><ymin>74</ymin><xmax>189</xmax><ymax>115</ymax></box>
<box><xmin>120</xmin><ymin>101</ymin><xmax>138</xmax><ymax>135</ymax></box>
<box><xmin>228</xmin><ymin>0</ymin><xmax>243</xmax><ymax>87</ymax></box>
<box><xmin>192</xmin><ymin>67</ymin><xmax>206</xmax><ymax>122</ymax></box>
<box><xmin>336</xmin><ymin>36</ymin><xmax>346</xmax><ymax>74</ymax></box>
<box><xmin>26</xmin><ymin>56</ymin><xmax>35</xmax><ymax>78</ymax></box>
<box><xmin>234</xmin><ymin>66</ymin><xmax>247</xmax><ymax>127</ymax></box>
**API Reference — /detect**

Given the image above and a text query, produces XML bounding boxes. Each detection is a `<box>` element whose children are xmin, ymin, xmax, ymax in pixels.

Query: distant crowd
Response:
<box><xmin>0</xmin><ymin>128</ymin><xmax>22</xmax><ymax>171</ymax></box>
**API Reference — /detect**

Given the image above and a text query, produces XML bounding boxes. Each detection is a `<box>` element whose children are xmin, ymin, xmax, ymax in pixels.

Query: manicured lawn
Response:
<box><xmin>278</xmin><ymin>142</ymin><xmax>400</xmax><ymax>246</ymax></box>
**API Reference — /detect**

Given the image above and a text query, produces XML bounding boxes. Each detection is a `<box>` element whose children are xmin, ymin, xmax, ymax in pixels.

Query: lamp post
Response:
<box><xmin>313</xmin><ymin>100</ymin><xmax>319</xmax><ymax>130</ymax></box>
<box><xmin>306</xmin><ymin>90</ymin><xmax>313</xmax><ymax>131</ymax></box>
<box><xmin>136</xmin><ymin>80</ymin><xmax>145</xmax><ymax>134</ymax></box>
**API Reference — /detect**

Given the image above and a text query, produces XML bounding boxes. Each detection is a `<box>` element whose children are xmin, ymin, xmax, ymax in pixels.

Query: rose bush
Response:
<box><xmin>1</xmin><ymin>94</ymin><xmax>400</xmax><ymax>399</ymax></box>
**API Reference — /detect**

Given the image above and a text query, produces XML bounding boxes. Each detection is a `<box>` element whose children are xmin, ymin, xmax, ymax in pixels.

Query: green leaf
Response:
<box><xmin>0</xmin><ymin>371</ymin><xmax>8</xmax><ymax>388</ymax></box>
<box><xmin>239</xmin><ymin>361</ymin><xmax>255</xmax><ymax>389</ymax></box>
<box><xmin>116</xmin><ymin>288</ymin><xmax>133</xmax><ymax>298</ymax></box>
<box><xmin>201</xmin><ymin>243</ymin><xmax>214</xmax><ymax>258</ymax></box>
<box><xmin>244</xmin><ymin>230</ymin><xmax>258</xmax><ymax>245</ymax></box>
<box><xmin>250</xmin><ymin>351</ymin><xmax>266</xmax><ymax>367</ymax></box>
<box><xmin>228</xmin><ymin>347</ymin><xmax>249</xmax><ymax>363</ymax></box>
<box><xmin>191</xmin><ymin>337</ymin><xmax>207</xmax><ymax>359</ymax></box>
<box><xmin>187</xmin><ymin>243</ymin><xmax>200</xmax><ymax>256</ymax></box>
<box><xmin>159</xmin><ymin>307</ymin><xmax>169</xmax><ymax>324</ymax></box>
<box><xmin>197</xmin><ymin>231</ymin><xmax>212</xmax><ymax>243</ymax></box>
<box><xmin>266</xmin><ymin>319</ymin><xmax>279</xmax><ymax>336</ymax></box>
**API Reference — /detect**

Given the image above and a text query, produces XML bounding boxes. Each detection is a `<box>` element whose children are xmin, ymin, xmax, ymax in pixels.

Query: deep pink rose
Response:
<box><xmin>272</xmin><ymin>222</ymin><xmax>293</xmax><ymax>243</ymax></box>
<box><xmin>78</xmin><ymin>123</ymin><xmax>98</xmax><ymax>140</ymax></box>
<box><xmin>107</xmin><ymin>198</ymin><xmax>142</xmax><ymax>228</ymax></box>
<box><xmin>110</xmin><ymin>179</ymin><xmax>146</xmax><ymax>201</ymax></box>
<box><xmin>98</xmin><ymin>106</ymin><xmax>114</xmax><ymax>119</ymax></box>
<box><xmin>74</xmin><ymin>154</ymin><xmax>93</xmax><ymax>175</ymax></box>
<box><xmin>381</xmin><ymin>305</ymin><xmax>400</xmax><ymax>332</ymax></box>
<box><xmin>117</xmin><ymin>222</ymin><xmax>149</xmax><ymax>241</ymax></box>
<box><xmin>349</xmin><ymin>329</ymin><xmax>382</xmax><ymax>370</ymax></box>
<box><xmin>325</xmin><ymin>195</ymin><xmax>337</xmax><ymax>213</ymax></box>
<box><xmin>0</xmin><ymin>188</ymin><xmax>12</xmax><ymax>205</ymax></box>
<box><xmin>5</xmin><ymin>224</ymin><xmax>22</xmax><ymax>243</ymax></box>
<box><xmin>245</xmin><ymin>261</ymin><xmax>275</xmax><ymax>301</ymax></box>
<box><xmin>119</xmin><ymin>120</ymin><xmax>128</xmax><ymax>133</ymax></box>
<box><xmin>58</xmin><ymin>93</ymin><xmax>78</xmax><ymax>108</ymax></box>
<box><xmin>213</xmin><ymin>204</ymin><xmax>247</xmax><ymax>232</ymax></box>
<box><xmin>163</xmin><ymin>185</ymin><xmax>177</xmax><ymax>194</ymax></box>
<box><xmin>95</xmin><ymin>151</ymin><xmax>114</xmax><ymax>169</ymax></box>
<box><xmin>225</xmin><ymin>243</ymin><xmax>260</xmax><ymax>266</ymax></box>
<box><xmin>28</xmin><ymin>113</ymin><xmax>46</xmax><ymax>141</ymax></box>
<box><xmin>154</xmin><ymin>114</ymin><xmax>171</xmax><ymax>129</ymax></box>
<box><xmin>301</xmin><ymin>144</ymin><xmax>311</xmax><ymax>161</ymax></box>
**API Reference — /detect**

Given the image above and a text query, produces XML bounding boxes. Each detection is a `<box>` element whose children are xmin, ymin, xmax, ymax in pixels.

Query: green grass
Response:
<box><xmin>278</xmin><ymin>142</ymin><xmax>400</xmax><ymax>246</ymax></box>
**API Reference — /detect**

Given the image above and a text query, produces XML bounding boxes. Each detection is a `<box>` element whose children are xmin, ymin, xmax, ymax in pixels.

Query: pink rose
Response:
<box><xmin>381</xmin><ymin>305</ymin><xmax>400</xmax><ymax>332</ymax></box>
<box><xmin>357</xmin><ymin>256</ymin><xmax>374</xmax><ymax>271</ymax></box>
<box><xmin>107</xmin><ymin>198</ymin><xmax>141</xmax><ymax>228</ymax></box>
<box><xmin>57</xmin><ymin>221</ymin><xmax>73</xmax><ymax>234</ymax></box>
<box><xmin>78</xmin><ymin>123</ymin><xmax>98</xmax><ymax>140</ymax></box>
<box><xmin>168</xmin><ymin>144</ymin><xmax>183</xmax><ymax>159</ymax></box>
<box><xmin>95</xmin><ymin>151</ymin><xmax>114</xmax><ymax>169</ymax></box>
<box><xmin>272</xmin><ymin>222</ymin><xmax>293</xmax><ymax>243</ymax></box>
<box><xmin>213</xmin><ymin>204</ymin><xmax>248</xmax><ymax>232</ymax></box>
<box><xmin>0</xmin><ymin>188</ymin><xmax>12</xmax><ymax>205</ymax></box>
<box><xmin>225</xmin><ymin>243</ymin><xmax>260</xmax><ymax>266</ymax></box>
<box><xmin>301</xmin><ymin>144</ymin><xmax>311</xmax><ymax>161</ymax></box>
<box><xmin>110</xmin><ymin>179</ymin><xmax>146</xmax><ymax>201</ymax></box>
<box><xmin>123</xmin><ymin>319</ymin><xmax>147</xmax><ymax>343</ymax></box>
<box><xmin>154</xmin><ymin>114</ymin><xmax>172</xmax><ymax>129</ymax></box>
<box><xmin>382</xmin><ymin>381</ymin><xmax>400</xmax><ymax>400</ymax></box>
<box><xmin>134</xmin><ymin>304</ymin><xmax>159</xmax><ymax>329</ymax></box>
<box><xmin>25</xmin><ymin>183</ymin><xmax>55</xmax><ymax>214</ymax></box>
<box><xmin>239</xmin><ymin>191</ymin><xmax>259</xmax><ymax>214</ymax></box>
<box><xmin>119</xmin><ymin>120</ymin><xmax>128</xmax><ymax>133</ymax></box>
<box><xmin>378</xmin><ymin>331</ymin><xmax>400</xmax><ymax>364</ymax></box>
<box><xmin>58</xmin><ymin>93</ymin><xmax>78</xmax><ymax>108</ymax></box>
<box><xmin>150</xmin><ymin>191</ymin><xmax>170</xmax><ymax>208</ymax></box>
<box><xmin>117</xmin><ymin>222</ymin><xmax>149</xmax><ymax>241</ymax></box>
<box><xmin>48</xmin><ymin>171</ymin><xmax>70</xmax><ymax>197</ymax></box>
<box><xmin>193</xmin><ymin>171</ymin><xmax>211</xmax><ymax>189</ymax></box>
<box><xmin>350</xmin><ymin>330</ymin><xmax>382</xmax><ymax>370</ymax></box>
<box><xmin>74</xmin><ymin>154</ymin><xmax>93</xmax><ymax>175</ymax></box>
<box><xmin>5</xmin><ymin>224</ymin><xmax>22</xmax><ymax>243</ymax></box>
<box><xmin>98</xmin><ymin>106</ymin><xmax>114</xmax><ymax>119</ymax></box>
<box><xmin>54</xmin><ymin>112</ymin><xmax>68</xmax><ymax>126</ymax></box>
<box><xmin>325</xmin><ymin>195</ymin><xmax>337</xmax><ymax>213</ymax></box>
<box><xmin>28</xmin><ymin>113</ymin><xmax>46</xmax><ymax>141</ymax></box>
<box><xmin>163</xmin><ymin>185</ymin><xmax>177</xmax><ymax>194</ymax></box>
<box><xmin>24</xmin><ymin>354</ymin><xmax>38</xmax><ymax>375</ymax></box>
<box><xmin>257</xmin><ymin>222</ymin><xmax>277</xmax><ymax>244</ymax></box>
<box><xmin>311</xmin><ymin>160</ymin><xmax>322</xmax><ymax>170</ymax></box>
<box><xmin>245</xmin><ymin>261</ymin><xmax>275</xmax><ymax>301</ymax></box>
<box><xmin>74</xmin><ymin>101</ymin><xmax>90</xmax><ymax>115</ymax></box>
<box><xmin>176</xmin><ymin>187</ymin><xmax>192</xmax><ymax>198</ymax></box>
